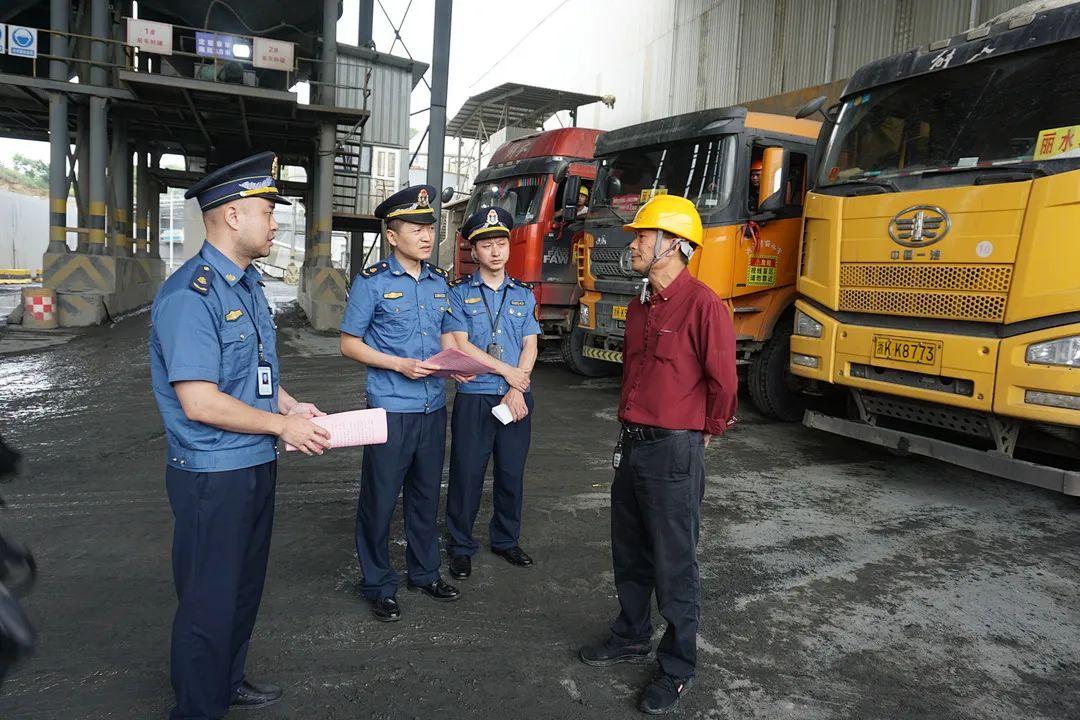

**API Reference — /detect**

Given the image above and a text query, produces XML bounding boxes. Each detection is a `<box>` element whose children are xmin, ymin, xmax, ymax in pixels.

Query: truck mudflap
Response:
<box><xmin>803</xmin><ymin>410</ymin><xmax>1080</xmax><ymax>496</ymax></box>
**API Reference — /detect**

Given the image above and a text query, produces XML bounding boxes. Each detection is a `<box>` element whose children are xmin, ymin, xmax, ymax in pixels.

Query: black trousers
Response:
<box><xmin>446</xmin><ymin>392</ymin><xmax>533</xmax><ymax>556</ymax></box>
<box><xmin>166</xmin><ymin>461</ymin><xmax>276</xmax><ymax>720</ymax></box>
<box><xmin>609</xmin><ymin>431</ymin><xmax>705</xmax><ymax>680</ymax></box>
<box><xmin>355</xmin><ymin>408</ymin><xmax>447</xmax><ymax>599</ymax></box>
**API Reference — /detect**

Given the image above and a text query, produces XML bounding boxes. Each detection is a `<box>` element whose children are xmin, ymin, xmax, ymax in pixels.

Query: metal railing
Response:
<box><xmin>4</xmin><ymin>20</ymin><xmax>371</xmax><ymax>100</ymax></box>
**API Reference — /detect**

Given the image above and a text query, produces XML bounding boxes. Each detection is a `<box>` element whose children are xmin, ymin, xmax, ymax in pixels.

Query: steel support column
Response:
<box><xmin>75</xmin><ymin>104</ymin><xmax>89</xmax><ymax>252</ymax></box>
<box><xmin>136</xmin><ymin>142</ymin><xmax>149</xmax><ymax>256</ymax></box>
<box><xmin>149</xmin><ymin>175</ymin><xmax>161</xmax><ymax>260</ymax></box>
<box><xmin>110</xmin><ymin>117</ymin><xmax>130</xmax><ymax>256</ymax></box>
<box><xmin>313</xmin><ymin>0</ymin><xmax>337</xmax><ymax>266</ymax></box>
<box><xmin>358</xmin><ymin>0</ymin><xmax>375</xmax><ymax>49</ymax></box>
<box><xmin>47</xmin><ymin>0</ymin><xmax>72</xmax><ymax>254</ymax></box>
<box><xmin>315</xmin><ymin>123</ymin><xmax>335</xmax><ymax>266</ymax></box>
<box><xmin>87</xmin><ymin>0</ymin><xmax>109</xmax><ymax>255</ymax></box>
<box><xmin>426</xmin><ymin>0</ymin><xmax>452</xmax><ymax>218</ymax></box>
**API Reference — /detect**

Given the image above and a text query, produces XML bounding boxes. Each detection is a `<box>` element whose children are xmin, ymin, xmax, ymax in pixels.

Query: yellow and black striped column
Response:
<box><xmin>88</xmin><ymin>199</ymin><xmax>107</xmax><ymax>255</ymax></box>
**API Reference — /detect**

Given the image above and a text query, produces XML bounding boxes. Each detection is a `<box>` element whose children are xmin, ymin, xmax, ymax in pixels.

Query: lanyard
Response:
<box><xmin>234</xmin><ymin>276</ymin><xmax>266</xmax><ymax>362</ymax></box>
<box><xmin>478</xmin><ymin>283</ymin><xmax>509</xmax><ymax>341</ymax></box>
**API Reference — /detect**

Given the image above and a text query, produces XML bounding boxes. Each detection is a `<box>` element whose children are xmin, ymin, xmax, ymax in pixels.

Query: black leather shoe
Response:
<box><xmin>491</xmin><ymin>546</ymin><xmax>533</xmax><ymax>567</ymax></box>
<box><xmin>371</xmin><ymin>596</ymin><xmax>401</xmax><ymax>622</ymax></box>
<box><xmin>230</xmin><ymin>679</ymin><xmax>282</xmax><ymax>710</ymax></box>
<box><xmin>407</xmin><ymin>578</ymin><xmax>460</xmax><ymax>602</ymax></box>
<box><xmin>639</xmin><ymin>673</ymin><xmax>693</xmax><ymax>715</ymax></box>
<box><xmin>579</xmin><ymin>639</ymin><xmax>653</xmax><ymax>667</ymax></box>
<box><xmin>448</xmin><ymin>554</ymin><xmax>471</xmax><ymax>580</ymax></box>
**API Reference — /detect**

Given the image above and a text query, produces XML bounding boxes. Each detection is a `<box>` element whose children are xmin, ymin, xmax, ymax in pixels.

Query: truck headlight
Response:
<box><xmin>1026</xmin><ymin>336</ymin><xmax>1080</xmax><ymax>367</ymax></box>
<box><xmin>1025</xmin><ymin>390</ymin><xmax>1080</xmax><ymax>410</ymax></box>
<box><xmin>794</xmin><ymin>309</ymin><xmax>823</xmax><ymax>338</ymax></box>
<box><xmin>578</xmin><ymin>304</ymin><xmax>590</xmax><ymax>328</ymax></box>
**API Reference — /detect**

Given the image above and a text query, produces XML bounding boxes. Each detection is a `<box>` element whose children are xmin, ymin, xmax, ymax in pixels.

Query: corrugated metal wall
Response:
<box><xmin>335</xmin><ymin>54</ymin><xmax>412</xmax><ymax>149</ymax></box>
<box><xmin>681</xmin><ymin>0</ymin><xmax>1032</xmax><ymax>109</ymax></box>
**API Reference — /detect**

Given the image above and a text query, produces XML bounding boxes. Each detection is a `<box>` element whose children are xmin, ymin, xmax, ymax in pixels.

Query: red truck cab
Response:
<box><xmin>455</xmin><ymin>127</ymin><xmax>602</xmax><ymax>339</ymax></box>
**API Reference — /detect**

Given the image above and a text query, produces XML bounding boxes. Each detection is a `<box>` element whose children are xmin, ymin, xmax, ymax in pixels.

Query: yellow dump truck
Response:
<box><xmin>569</xmin><ymin>107</ymin><xmax>820</xmax><ymax>420</ymax></box>
<box><xmin>791</xmin><ymin>1</ymin><xmax>1080</xmax><ymax>492</ymax></box>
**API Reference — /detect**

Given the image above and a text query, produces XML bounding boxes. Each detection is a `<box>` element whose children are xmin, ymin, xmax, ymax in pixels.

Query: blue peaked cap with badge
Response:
<box><xmin>184</xmin><ymin>151</ymin><xmax>292</xmax><ymax>212</ymax></box>
<box><xmin>461</xmin><ymin>206</ymin><xmax>514</xmax><ymax>244</ymax></box>
<box><xmin>374</xmin><ymin>184</ymin><xmax>436</xmax><ymax>225</ymax></box>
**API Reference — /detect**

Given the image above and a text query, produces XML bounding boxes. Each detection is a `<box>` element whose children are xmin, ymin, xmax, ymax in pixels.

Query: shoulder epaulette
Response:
<box><xmin>427</xmin><ymin>263</ymin><xmax>449</xmax><ymax>279</ymax></box>
<box><xmin>360</xmin><ymin>261</ymin><xmax>390</xmax><ymax>279</ymax></box>
<box><xmin>189</xmin><ymin>264</ymin><xmax>214</xmax><ymax>295</ymax></box>
<box><xmin>448</xmin><ymin>275</ymin><xmax>470</xmax><ymax>288</ymax></box>
<box><xmin>510</xmin><ymin>277</ymin><xmax>533</xmax><ymax>290</ymax></box>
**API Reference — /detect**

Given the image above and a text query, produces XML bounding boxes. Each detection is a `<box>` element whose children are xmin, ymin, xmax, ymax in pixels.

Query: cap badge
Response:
<box><xmin>486</xmin><ymin>209</ymin><xmax>499</xmax><ymax>226</ymax></box>
<box><xmin>239</xmin><ymin>178</ymin><xmax>273</xmax><ymax>191</ymax></box>
<box><xmin>417</xmin><ymin>188</ymin><xmax>430</xmax><ymax>208</ymax></box>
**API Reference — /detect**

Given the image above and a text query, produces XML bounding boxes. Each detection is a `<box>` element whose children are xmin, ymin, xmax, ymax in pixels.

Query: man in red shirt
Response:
<box><xmin>579</xmin><ymin>195</ymin><xmax>738</xmax><ymax>715</ymax></box>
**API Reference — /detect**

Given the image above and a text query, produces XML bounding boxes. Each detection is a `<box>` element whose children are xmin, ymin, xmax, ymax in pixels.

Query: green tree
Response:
<box><xmin>12</xmin><ymin>154</ymin><xmax>48</xmax><ymax>185</ymax></box>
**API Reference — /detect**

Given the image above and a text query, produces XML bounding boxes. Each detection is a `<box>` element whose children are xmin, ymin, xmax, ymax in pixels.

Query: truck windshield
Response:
<box><xmin>593</xmin><ymin>135</ymin><xmax>735</xmax><ymax>221</ymax></box>
<box><xmin>465</xmin><ymin>175</ymin><xmax>546</xmax><ymax>227</ymax></box>
<box><xmin>819</xmin><ymin>40</ymin><xmax>1080</xmax><ymax>186</ymax></box>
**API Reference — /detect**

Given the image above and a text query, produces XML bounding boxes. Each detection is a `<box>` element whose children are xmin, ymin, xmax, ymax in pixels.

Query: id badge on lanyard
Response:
<box><xmin>237</xmin><ymin>280</ymin><xmax>274</xmax><ymax>399</ymax></box>
<box><xmin>256</xmin><ymin>354</ymin><xmax>273</xmax><ymax>398</ymax></box>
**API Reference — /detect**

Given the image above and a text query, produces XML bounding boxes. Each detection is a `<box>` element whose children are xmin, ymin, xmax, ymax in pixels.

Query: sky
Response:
<box><xmin>0</xmin><ymin>0</ymin><xmax>567</xmax><ymax>166</ymax></box>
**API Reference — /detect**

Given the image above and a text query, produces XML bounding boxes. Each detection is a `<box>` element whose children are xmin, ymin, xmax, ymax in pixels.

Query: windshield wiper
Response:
<box><xmin>818</xmin><ymin>178</ymin><xmax>899</xmax><ymax>195</ymax></box>
<box><xmin>918</xmin><ymin>162</ymin><xmax>1049</xmax><ymax>181</ymax></box>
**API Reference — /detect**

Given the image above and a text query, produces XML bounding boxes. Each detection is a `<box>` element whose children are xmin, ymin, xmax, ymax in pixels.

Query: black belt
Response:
<box><xmin>620</xmin><ymin>424</ymin><xmax>688</xmax><ymax>442</ymax></box>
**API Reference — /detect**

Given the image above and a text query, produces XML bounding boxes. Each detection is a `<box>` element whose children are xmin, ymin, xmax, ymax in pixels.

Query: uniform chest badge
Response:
<box><xmin>225</xmin><ymin>309</ymin><xmax>244</xmax><ymax>321</ymax></box>
<box><xmin>510</xmin><ymin>300</ymin><xmax>525</xmax><ymax>306</ymax></box>
<box><xmin>465</xmin><ymin>297</ymin><xmax>482</xmax><ymax>304</ymax></box>
<box><xmin>433</xmin><ymin>293</ymin><xmax>446</xmax><ymax>299</ymax></box>
<box><xmin>383</xmin><ymin>291</ymin><xmax>404</xmax><ymax>300</ymax></box>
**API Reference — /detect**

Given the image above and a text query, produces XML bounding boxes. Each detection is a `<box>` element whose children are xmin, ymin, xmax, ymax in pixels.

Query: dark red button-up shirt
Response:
<box><xmin>618</xmin><ymin>268</ymin><xmax>738</xmax><ymax>435</ymax></box>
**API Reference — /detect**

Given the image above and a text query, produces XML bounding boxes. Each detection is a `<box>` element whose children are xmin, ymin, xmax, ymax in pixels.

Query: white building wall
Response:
<box><xmin>459</xmin><ymin>0</ymin><xmax>1033</xmax><ymax>131</ymax></box>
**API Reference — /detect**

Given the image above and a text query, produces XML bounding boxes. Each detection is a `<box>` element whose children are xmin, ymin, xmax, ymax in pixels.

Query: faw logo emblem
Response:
<box><xmin>888</xmin><ymin>205</ymin><xmax>950</xmax><ymax>247</ymax></box>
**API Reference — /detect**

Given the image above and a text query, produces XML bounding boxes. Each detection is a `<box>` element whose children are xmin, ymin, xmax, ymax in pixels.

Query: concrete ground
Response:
<box><xmin>0</xmin><ymin>287</ymin><xmax>1078</xmax><ymax>719</ymax></box>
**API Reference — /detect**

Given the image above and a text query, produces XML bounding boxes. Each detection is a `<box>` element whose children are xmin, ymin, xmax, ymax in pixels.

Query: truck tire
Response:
<box><xmin>561</xmin><ymin>323</ymin><xmax>618</xmax><ymax>377</ymax></box>
<box><xmin>747</xmin><ymin>326</ymin><xmax>807</xmax><ymax>422</ymax></box>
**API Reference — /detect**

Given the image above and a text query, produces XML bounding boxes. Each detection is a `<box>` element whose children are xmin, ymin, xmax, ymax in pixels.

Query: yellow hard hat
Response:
<box><xmin>623</xmin><ymin>194</ymin><xmax>703</xmax><ymax>246</ymax></box>
<box><xmin>579</xmin><ymin>185</ymin><xmax>590</xmax><ymax>197</ymax></box>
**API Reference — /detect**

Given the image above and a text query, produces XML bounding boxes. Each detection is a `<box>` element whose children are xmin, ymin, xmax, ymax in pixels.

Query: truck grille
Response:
<box><xmin>590</xmin><ymin>248</ymin><xmax>636</xmax><ymax>279</ymax></box>
<box><xmin>838</xmin><ymin>263</ymin><xmax>1012</xmax><ymax>322</ymax></box>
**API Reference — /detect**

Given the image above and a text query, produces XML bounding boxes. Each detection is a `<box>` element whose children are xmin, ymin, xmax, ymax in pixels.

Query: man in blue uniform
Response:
<box><xmin>149</xmin><ymin>151</ymin><xmax>331</xmax><ymax>720</ymax></box>
<box><xmin>443</xmin><ymin>207</ymin><xmax>540</xmax><ymax>580</ymax></box>
<box><xmin>340</xmin><ymin>184</ymin><xmax>462</xmax><ymax>621</ymax></box>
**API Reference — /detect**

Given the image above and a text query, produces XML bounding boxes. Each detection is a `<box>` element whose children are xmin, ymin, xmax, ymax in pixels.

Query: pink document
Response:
<box><xmin>424</xmin><ymin>348</ymin><xmax>497</xmax><ymax>377</ymax></box>
<box><xmin>284</xmin><ymin>408</ymin><xmax>388</xmax><ymax>451</ymax></box>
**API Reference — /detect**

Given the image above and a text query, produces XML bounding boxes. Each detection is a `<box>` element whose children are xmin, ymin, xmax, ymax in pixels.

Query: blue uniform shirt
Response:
<box><xmin>444</xmin><ymin>271</ymin><xmax>541</xmax><ymax>396</ymax></box>
<box><xmin>341</xmin><ymin>253</ymin><xmax>452</xmax><ymax>413</ymax></box>
<box><xmin>149</xmin><ymin>241</ymin><xmax>280</xmax><ymax>472</ymax></box>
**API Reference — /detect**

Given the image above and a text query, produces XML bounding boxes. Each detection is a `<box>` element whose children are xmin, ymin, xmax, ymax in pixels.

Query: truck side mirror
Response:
<box><xmin>757</xmin><ymin>146</ymin><xmax>787</xmax><ymax>214</ymax></box>
<box><xmin>562</xmin><ymin>176</ymin><xmax>581</xmax><ymax>222</ymax></box>
<box><xmin>606</xmin><ymin>176</ymin><xmax>622</xmax><ymax>197</ymax></box>
<box><xmin>795</xmin><ymin>96</ymin><xmax>828</xmax><ymax>120</ymax></box>
<box><xmin>441</xmin><ymin>186</ymin><xmax>456</xmax><ymax>204</ymax></box>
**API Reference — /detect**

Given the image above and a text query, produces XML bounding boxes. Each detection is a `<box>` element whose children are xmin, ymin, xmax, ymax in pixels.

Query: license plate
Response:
<box><xmin>872</xmin><ymin>335</ymin><xmax>941</xmax><ymax>367</ymax></box>
<box><xmin>611</xmin><ymin>305</ymin><xmax>627</xmax><ymax>321</ymax></box>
